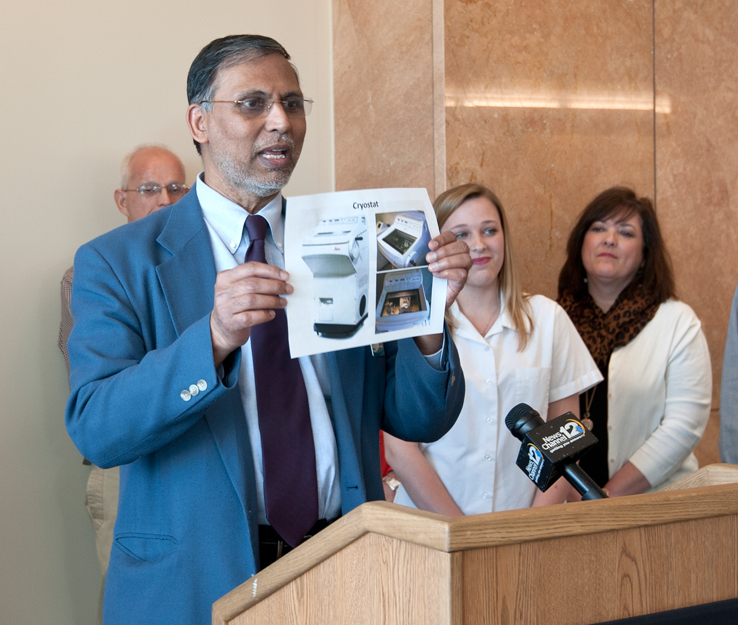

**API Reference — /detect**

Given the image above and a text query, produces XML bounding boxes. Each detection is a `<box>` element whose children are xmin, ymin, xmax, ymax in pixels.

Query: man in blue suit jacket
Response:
<box><xmin>66</xmin><ymin>35</ymin><xmax>469</xmax><ymax>625</ymax></box>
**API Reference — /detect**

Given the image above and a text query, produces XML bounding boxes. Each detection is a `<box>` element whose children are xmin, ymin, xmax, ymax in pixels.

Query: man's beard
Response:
<box><xmin>211</xmin><ymin>135</ymin><xmax>300</xmax><ymax>198</ymax></box>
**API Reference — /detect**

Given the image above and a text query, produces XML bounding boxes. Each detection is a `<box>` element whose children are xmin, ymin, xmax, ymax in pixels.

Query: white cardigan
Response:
<box><xmin>606</xmin><ymin>299</ymin><xmax>712</xmax><ymax>490</ymax></box>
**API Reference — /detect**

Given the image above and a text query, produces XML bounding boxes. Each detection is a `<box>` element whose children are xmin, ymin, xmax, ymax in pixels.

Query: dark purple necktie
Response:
<box><xmin>245</xmin><ymin>214</ymin><xmax>319</xmax><ymax>547</ymax></box>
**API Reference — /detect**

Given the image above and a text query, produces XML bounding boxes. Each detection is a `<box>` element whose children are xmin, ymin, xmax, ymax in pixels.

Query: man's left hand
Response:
<box><xmin>426</xmin><ymin>231</ymin><xmax>470</xmax><ymax>310</ymax></box>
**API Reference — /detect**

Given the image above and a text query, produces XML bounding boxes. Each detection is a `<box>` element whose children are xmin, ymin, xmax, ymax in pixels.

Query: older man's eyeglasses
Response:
<box><xmin>124</xmin><ymin>184</ymin><xmax>190</xmax><ymax>198</ymax></box>
<box><xmin>199</xmin><ymin>96</ymin><xmax>313</xmax><ymax>118</ymax></box>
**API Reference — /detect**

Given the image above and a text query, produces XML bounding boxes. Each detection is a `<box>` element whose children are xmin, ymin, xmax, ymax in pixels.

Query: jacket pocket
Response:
<box><xmin>114</xmin><ymin>533</ymin><xmax>178</xmax><ymax>562</ymax></box>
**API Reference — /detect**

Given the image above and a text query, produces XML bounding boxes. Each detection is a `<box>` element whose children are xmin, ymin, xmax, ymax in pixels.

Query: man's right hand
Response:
<box><xmin>210</xmin><ymin>262</ymin><xmax>293</xmax><ymax>368</ymax></box>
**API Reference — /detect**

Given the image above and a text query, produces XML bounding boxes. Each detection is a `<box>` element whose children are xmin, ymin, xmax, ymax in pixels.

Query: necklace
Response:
<box><xmin>581</xmin><ymin>387</ymin><xmax>595</xmax><ymax>431</ymax></box>
<box><xmin>463</xmin><ymin>297</ymin><xmax>501</xmax><ymax>336</ymax></box>
<box><xmin>483</xmin><ymin>300</ymin><xmax>501</xmax><ymax>335</ymax></box>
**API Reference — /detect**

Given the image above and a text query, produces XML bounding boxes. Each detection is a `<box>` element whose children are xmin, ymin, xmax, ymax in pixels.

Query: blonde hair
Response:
<box><xmin>434</xmin><ymin>183</ymin><xmax>533</xmax><ymax>350</ymax></box>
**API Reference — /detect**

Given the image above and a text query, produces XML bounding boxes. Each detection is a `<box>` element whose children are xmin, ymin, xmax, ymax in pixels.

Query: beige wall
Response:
<box><xmin>0</xmin><ymin>2</ymin><xmax>333</xmax><ymax>623</ymax></box>
<box><xmin>334</xmin><ymin>0</ymin><xmax>738</xmax><ymax>462</ymax></box>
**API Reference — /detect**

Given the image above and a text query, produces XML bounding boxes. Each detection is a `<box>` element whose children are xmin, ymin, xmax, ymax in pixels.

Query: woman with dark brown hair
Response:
<box><xmin>558</xmin><ymin>187</ymin><xmax>712</xmax><ymax>496</ymax></box>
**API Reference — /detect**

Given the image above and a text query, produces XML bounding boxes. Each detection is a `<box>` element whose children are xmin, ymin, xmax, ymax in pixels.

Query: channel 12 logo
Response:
<box><xmin>525</xmin><ymin>444</ymin><xmax>544</xmax><ymax>482</ymax></box>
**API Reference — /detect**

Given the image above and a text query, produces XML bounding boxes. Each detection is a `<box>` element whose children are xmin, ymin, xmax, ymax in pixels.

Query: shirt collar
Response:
<box><xmin>451</xmin><ymin>291</ymin><xmax>515</xmax><ymax>340</ymax></box>
<box><xmin>195</xmin><ymin>172</ymin><xmax>285</xmax><ymax>254</ymax></box>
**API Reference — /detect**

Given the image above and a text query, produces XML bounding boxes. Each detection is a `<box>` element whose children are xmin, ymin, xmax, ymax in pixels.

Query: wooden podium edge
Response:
<box><xmin>212</xmin><ymin>502</ymin><xmax>451</xmax><ymax>624</ymax></box>
<box><xmin>659</xmin><ymin>462</ymin><xmax>738</xmax><ymax>491</ymax></box>
<box><xmin>212</xmin><ymin>464</ymin><xmax>738</xmax><ymax>624</ymax></box>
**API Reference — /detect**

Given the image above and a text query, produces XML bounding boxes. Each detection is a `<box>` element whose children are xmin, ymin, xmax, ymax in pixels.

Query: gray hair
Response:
<box><xmin>187</xmin><ymin>34</ymin><xmax>299</xmax><ymax>113</ymax></box>
<box><xmin>119</xmin><ymin>145</ymin><xmax>183</xmax><ymax>189</ymax></box>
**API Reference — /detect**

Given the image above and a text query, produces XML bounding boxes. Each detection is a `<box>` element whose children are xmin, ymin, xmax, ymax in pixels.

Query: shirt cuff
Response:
<box><xmin>421</xmin><ymin>334</ymin><xmax>446</xmax><ymax>370</ymax></box>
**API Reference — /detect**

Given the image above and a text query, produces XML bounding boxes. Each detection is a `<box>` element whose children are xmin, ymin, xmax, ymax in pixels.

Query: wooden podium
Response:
<box><xmin>213</xmin><ymin>464</ymin><xmax>738</xmax><ymax>624</ymax></box>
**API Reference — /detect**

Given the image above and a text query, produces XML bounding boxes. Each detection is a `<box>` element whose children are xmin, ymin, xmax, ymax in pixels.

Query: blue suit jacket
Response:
<box><xmin>65</xmin><ymin>190</ymin><xmax>464</xmax><ymax>625</ymax></box>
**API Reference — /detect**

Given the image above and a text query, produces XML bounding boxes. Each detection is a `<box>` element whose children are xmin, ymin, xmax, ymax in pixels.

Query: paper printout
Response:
<box><xmin>284</xmin><ymin>188</ymin><xmax>447</xmax><ymax>358</ymax></box>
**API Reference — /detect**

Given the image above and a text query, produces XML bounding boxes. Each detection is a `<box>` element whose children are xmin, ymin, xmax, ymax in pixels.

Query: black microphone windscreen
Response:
<box><xmin>505</xmin><ymin>403</ymin><xmax>545</xmax><ymax>440</ymax></box>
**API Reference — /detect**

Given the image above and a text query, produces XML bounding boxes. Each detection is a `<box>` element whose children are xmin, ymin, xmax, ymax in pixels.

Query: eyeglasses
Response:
<box><xmin>199</xmin><ymin>96</ymin><xmax>313</xmax><ymax>118</ymax></box>
<box><xmin>123</xmin><ymin>183</ymin><xmax>190</xmax><ymax>198</ymax></box>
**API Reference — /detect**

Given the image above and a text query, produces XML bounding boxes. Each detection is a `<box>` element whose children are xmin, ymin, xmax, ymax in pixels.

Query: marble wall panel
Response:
<box><xmin>444</xmin><ymin>0</ymin><xmax>655</xmax><ymax>299</ymax></box>
<box><xmin>333</xmin><ymin>0</ymin><xmax>444</xmax><ymax>196</ymax></box>
<box><xmin>331</xmin><ymin>0</ymin><xmax>732</xmax><ymax>423</ymax></box>
<box><xmin>655</xmin><ymin>1</ymin><xmax>738</xmax><ymax>404</ymax></box>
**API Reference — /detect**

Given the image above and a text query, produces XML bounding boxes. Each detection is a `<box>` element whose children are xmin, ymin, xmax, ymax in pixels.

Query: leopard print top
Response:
<box><xmin>558</xmin><ymin>281</ymin><xmax>660</xmax><ymax>371</ymax></box>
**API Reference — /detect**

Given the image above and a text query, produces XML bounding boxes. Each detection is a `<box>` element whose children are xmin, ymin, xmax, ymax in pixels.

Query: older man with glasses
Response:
<box><xmin>64</xmin><ymin>35</ymin><xmax>468</xmax><ymax>625</ymax></box>
<box><xmin>114</xmin><ymin>145</ymin><xmax>189</xmax><ymax>222</ymax></box>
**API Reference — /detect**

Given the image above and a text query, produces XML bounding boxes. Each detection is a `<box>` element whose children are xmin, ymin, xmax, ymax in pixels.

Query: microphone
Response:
<box><xmin>505</xmin><ymin>403</ymin><xmax>607</xmax><ymax>501</ymax></box>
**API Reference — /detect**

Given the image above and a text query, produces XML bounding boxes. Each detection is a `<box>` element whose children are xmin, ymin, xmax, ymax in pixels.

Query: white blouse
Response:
<box><xmin>393</xmin><ymin>295</ymin><xmax>602</xmax><ymax>515</ymax></box>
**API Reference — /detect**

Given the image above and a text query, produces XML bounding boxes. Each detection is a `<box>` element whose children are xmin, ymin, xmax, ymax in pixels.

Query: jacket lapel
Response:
<box><xmin>155</xmin><ymin>192</ymin><xmax>217</xmax><ymax>336</ymax></box>
<box><xmin>328</xmin><ymin>348</ymin><xmax>367</xmax><ymax>511</ymax></box>
<box><xmin>205</xmin><ymin>390</ymin><xmax>258</xmax><ymax>526</ymax></box>
<box><xmin>155</xmin><ymin>191</ymin><xmax>255</xmax><ymax>520</ymax></box>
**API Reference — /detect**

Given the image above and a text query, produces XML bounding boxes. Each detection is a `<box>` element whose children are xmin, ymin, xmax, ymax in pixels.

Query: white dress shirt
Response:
<box><xmin>392</xmin><ymin>295</ymin><xmax>602</xmax><ymax>515</ymax></box>
<box><xmin>196</xmin><ymin>175</ymin><xmax>342</xmax><ymax>524</ymax></box>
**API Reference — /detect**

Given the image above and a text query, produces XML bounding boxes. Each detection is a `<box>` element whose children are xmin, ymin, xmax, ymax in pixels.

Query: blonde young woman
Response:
<box><xmin>384</xmin><ymin>184</ymin><xmax>602</xmax><ymax>515</ymax></box>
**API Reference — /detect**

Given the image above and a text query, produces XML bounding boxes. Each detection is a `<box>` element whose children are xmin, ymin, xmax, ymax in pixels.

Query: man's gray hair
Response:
<box><xmin>187</xmin><ymin>34</ymin><xmax>298</xmax><ymax>111</ymax></box>
<box><xmin>119</xmin><ymin>145</ymin><xmax>183</xmax><ymax>189</ymax></box>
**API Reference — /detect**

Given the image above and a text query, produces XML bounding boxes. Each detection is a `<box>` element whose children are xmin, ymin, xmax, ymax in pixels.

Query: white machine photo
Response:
<box><xmin>301</xmin><ymin>215</ymin><xmax>369</xmax><ymax>338</ymax></box>
<box><xmin>377</xmin><ymin>211</ymin><xmax>431</xmax><ymax>268</ymax></box>
<box><xmin>375</xmin><ymin>268</ymin><xmax>430</xmax><ymax>332</ymax></box>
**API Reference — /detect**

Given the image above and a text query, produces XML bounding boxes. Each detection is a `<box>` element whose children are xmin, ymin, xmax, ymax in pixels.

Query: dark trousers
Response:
<box><xmin>258</xmin><ymin>519</ymin><xmax>332</xmax><ymax>571</ymax></box>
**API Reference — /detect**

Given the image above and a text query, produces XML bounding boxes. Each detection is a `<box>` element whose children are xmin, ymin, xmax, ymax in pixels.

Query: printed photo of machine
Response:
<box><xmin>301</xmin><ymin>215</ymin><xmax>369</xmax><ymax>338</ymax></box>
<box><xmin>376</xmin><ymin>211</ymin><xmax>431</xmax><ymax>269</ymax></box>
<box><xmin>375</xmin><ymin>268</ymin><xmax>431</xmax><ymax>332</ymax></box>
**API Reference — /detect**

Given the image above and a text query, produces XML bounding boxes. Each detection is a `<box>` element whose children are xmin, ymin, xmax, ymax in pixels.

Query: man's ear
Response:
<box><xmin>114</xmin><ymin>189</ymin><xmax>130</xmax><ymax>219</ymax></box>
<box><xmin>187</xmin><ymin>103</ymin><xmax>208</xmax><ymax>148</ymax></box>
